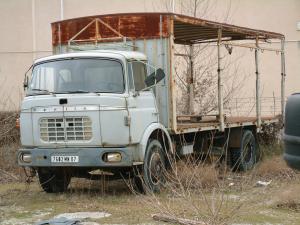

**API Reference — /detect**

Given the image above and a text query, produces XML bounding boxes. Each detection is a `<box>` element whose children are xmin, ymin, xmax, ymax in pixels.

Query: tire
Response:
<box><xmin>38</xmin><ymin>168</ymin><xmax>71</xmax><ymax>193</ymax></box>
<box><xmin>231</xmin><ymin>130</ymin><xmax>257</xmax><ymax>171</ymax></box>
<box><xmin>134</xmin><ymin>139</ymin><xmax>166</xmax><ymax>193</ymax></box>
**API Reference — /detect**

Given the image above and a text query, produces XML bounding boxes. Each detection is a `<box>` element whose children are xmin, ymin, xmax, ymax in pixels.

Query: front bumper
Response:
<box><xmin>17</xmin><ymin>147</ymin><xmax>134</xmax><ymax>167</ymax></box>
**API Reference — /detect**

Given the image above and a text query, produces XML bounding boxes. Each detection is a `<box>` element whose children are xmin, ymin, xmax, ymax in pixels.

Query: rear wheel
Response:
<box><xmin>38</xmin><ymin>168</ymin><xmax>71</xmax><ymax>193</ymax></box>
<box><xmin>134</xmin><ymin>139</ymin><xmax>166</xmax><ymax>193</ymax></box>
<box><xmin>231</xmin><ymin>130</ymin><xmax>257</xmax><ymax>171</ymax></box>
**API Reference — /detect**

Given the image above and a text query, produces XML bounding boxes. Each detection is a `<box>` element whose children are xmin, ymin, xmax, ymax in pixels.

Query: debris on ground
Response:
<box><xmin>152</xmin><ymin>213</ymin><xmax>205</xmax><ymax>225</ymax></box>
<box><xmin>255</xmin><ymin>180</ymin><xmax>272</xmax><ymax>187</ymax></box>
<box><xmin>35</xmin><ymin>212</ymin><xmax>110</xmax><ymax>225</ymax></box>
<box><xmin>36</xmin><ymin>217</ymin><xmax>80</xmax><ymax>225</ymax></box>
<box><xmin>54</xmin><ymin>212</ymin><xmax>111</xmax><ymax>220</ymax></box>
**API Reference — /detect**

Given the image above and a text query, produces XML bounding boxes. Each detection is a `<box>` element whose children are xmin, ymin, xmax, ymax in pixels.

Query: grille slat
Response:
<box><xmin>40</xmin><ymin>117</ymin><xmax>92</xmax><ymax>142</ymax></box>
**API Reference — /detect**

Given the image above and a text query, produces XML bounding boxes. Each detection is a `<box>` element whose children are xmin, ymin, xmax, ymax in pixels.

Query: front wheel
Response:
<box><xmin>134</xmin><ymin>139</ymin><xmax>166</xmax><ymax>193</ymax></box>
<box><xmin>37</xmin><ymin>168</ymin><xmax>71</xmax><ymax>193</ymax></box>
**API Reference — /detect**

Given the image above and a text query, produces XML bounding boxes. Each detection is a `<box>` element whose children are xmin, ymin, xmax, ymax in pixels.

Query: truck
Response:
<box><xmin>17</xmin><ymin>13</ymin><xmax>286</xmax><ymax>193</ymax></box>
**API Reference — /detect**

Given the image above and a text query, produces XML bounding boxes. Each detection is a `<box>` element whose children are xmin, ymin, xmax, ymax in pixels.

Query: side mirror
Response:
<box><xmin>23</xmin><ymin>64</ymin><xmax>33</xmax><ymax>91</ymax></box>
<box><xmin>145</xmin><ymin>68</ymin><xmax>165</xmax><ymax>87</ymax></box>
<box><xmin>23</xmin><ymin>76</ymin><xmax>28</xmax><ymax>90</ymax></box>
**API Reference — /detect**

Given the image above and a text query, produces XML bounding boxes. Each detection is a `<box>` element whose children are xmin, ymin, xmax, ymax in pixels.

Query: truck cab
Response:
<box><xmin>18</xmin><ymin>50</ymin><xmax>170</xmax><ymax>193</ymax></box>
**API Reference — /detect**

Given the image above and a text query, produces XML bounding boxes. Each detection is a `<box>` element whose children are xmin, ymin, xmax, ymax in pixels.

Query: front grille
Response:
<box><xmin>40</xmin><ymin>117</ymin><xmax>92</xmax><ymax>142</ymax></box>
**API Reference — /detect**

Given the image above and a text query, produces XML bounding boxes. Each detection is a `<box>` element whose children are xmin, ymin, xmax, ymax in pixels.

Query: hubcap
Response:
<box><xmin>149</xmin><ymin>150</ymin><xmax>163</xmax><ymax>185</ymax></box>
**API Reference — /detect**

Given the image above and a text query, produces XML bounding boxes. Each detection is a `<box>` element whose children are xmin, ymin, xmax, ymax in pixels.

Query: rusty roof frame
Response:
<box><xmin>172</xmin><ymin>14</ymin><xmax>284</xmax><ymax>44</ymax></box>
<box><xmin>51</xmin><ymin>12</ymin><xmax>284</xmax><ymax>47</ymax></box>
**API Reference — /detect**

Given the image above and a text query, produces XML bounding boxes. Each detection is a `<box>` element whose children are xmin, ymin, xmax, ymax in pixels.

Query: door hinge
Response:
<box><xmin>124</xmin><ymin>115</ymin><xmax>131</xmax><ymax>126</ymax></box>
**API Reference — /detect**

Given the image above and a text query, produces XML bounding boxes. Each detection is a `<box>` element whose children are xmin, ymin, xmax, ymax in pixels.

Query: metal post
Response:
<box><xmin>189</xmin><ymin>45</ymin><xmax>194</xmax><ymax>114</ymax></box>
<box><xmin>169</xmin><ymin>18</ymin><xmax>177</xmax><ymax>132</ymax></box>
<box><xmin>281</xmin><ymin>38</ymin><xmax>286</xmax><ymax>117</ymax></box>
<box><xmin>31</xmin><ymin>0</ymin><xmax>36</xmax><ymax>61</ymax></box>
<box><xmin>273</xmin><ymin>91</ymin><xmax>276</xmax><ymax>116</ymax></box>
<box><xmin>217</xmin><ymin>28</ymin><xmax>224</xmax><ymax>131</ymax></box>
<box><xmin>95</xmin><ymin>20</ymin><xmax>99</xmax><ymax>46</ymax></box>
<box><xmin>58</xmin><ymin>24</ymin><xmax>62</xmax><ymax>53</ymax></box>
<box><xmin>255</xmin><ymin>37</ymin><xmax>261</xmax><ymax>129</ymax></box>
<box><xmin>171</xmin><ymin>0</ymin><xmax>175</xmax><ymax>13</ymax></box>
<box><xmin>60</xmin><ymin>0</ymin><xmax>64</xmax><ymax>20</ymax></box>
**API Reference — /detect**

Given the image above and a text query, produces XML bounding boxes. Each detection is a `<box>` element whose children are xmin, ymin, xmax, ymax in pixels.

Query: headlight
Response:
<box><xmin>103</xmin><ymin>152</ymin><xmax>122</xmax><ymax>163</ymax></box>
<box><xmin>20</xmin><ymin>153</ymin><xmax>32</xmax><ymax>163</ymax></box>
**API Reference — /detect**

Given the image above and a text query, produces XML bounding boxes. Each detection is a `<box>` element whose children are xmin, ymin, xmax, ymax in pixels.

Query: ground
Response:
<box><xmin>1</xmin><ymin>155</ymin><xmax>300</xmax><ymax>225</ymax></box>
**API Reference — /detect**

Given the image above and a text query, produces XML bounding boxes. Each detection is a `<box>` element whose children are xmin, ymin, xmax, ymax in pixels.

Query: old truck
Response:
<box><xmin>18</xmin><ymin>13</ymin><xmax>286</xmax><ymax>193</ymax></box>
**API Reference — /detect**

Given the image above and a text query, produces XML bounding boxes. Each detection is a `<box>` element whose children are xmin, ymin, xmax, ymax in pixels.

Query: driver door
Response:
<box><xmin>127</xmin><ymin>61</ymin><xmax>158</xmax><ymax>144</ymax></box>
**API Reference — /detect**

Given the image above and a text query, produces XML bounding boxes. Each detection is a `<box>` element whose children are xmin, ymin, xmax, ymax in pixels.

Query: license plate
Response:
<box><xmin>51</xmin><ymin>155</ymin><xmax>79</xmax><ymax>163</ymax></box>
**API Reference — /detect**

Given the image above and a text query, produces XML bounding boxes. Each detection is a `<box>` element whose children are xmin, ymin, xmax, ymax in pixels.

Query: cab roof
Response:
<box><xmin>34</xmin><ymin>50</ymin><xmax>147</xmax><ymax>64</ymax></box>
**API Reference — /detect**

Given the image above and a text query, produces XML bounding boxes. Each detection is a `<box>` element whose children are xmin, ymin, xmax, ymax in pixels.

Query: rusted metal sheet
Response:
<box><xmin>52</xmin><ymin>13</ymin><xmax>284</xmax><ymax>47</ymax></box>
<box><xmin>52</xmin><ymin>13</ymin><xmax>170</xmax><ymax>46</ymax></box>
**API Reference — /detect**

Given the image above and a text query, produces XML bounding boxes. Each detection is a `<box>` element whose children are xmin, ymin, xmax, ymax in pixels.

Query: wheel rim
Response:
<box><xmin>149</xmin><ymin>149</ymin><xmax>164</xmax><ymax>186</ymax></box>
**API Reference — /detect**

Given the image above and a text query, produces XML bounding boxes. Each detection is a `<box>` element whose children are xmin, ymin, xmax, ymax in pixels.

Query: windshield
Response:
<box><xmin>27</xmin><ymin>58</ymin><xmax>124</xmax><ymax>95</ymax></box>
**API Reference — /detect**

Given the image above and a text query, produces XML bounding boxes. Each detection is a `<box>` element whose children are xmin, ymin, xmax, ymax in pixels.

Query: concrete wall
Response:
<box><xmin>0</xmin><ymin>0</ymin><xmax>299</xmax><ymax>111</ymax></box>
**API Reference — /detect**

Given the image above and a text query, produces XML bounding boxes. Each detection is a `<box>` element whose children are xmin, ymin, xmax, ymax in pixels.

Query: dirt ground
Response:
<box><xmin>1</xmin><ymin>141</ymin><xmax>300</xmax><ymax>225</ymax></box>
<box><xmin>1</xmin><ymin>156</ymin><xmax>300</xmax><ymax>225</ymax></box>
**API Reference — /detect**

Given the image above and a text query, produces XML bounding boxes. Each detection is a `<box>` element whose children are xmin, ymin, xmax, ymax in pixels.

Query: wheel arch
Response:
<box><xmin>138</xmin><ymin>123</ymin><xmax>173</xmax><ymax>162</ymax></box>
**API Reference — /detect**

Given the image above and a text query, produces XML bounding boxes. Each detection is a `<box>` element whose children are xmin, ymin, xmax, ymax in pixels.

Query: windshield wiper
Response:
<box><xmin>63</xmin><ymin>90</ymin><xmax>91</xmax><ymax>94</ymax></box>
<box><xmin>30</xmin><ymin>88</ymin><xmax>53</xmax><ymax>94</ymax></box>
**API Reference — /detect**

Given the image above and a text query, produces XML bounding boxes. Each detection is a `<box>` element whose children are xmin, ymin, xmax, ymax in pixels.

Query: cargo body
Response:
<box><xmin>18</xmin><ymin>13</ymin><xmax>286</xmax><ymax>193</ymax></box>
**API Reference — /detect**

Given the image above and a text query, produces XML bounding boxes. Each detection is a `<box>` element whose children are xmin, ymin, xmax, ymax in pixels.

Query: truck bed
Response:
<box><xmin>176</xmin><ymin>115</ymin><xmax>278</xmax><ymax>133</ymax></box>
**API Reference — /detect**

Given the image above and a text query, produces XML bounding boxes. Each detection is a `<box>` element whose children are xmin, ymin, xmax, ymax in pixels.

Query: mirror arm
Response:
<box><xmin>132</xmin><ymin>90</ymin><xmax>140</xmax><ymax>97</ymax></box>
<box><xmin>140</xmin><ymin>84</ymin><xmax>156</xmax><ymax>92</ymax></box>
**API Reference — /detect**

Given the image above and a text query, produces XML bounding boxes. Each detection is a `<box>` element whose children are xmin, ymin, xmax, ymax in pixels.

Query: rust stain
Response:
<box><xmin>52</xmin><ymin>13</ymin><xmax>284</xmax><ymax>47</ymax></box>
<box><xmin>52</xmin><ymin>13</ymin><xmax>169</xmax><ymax>46</ymax></box>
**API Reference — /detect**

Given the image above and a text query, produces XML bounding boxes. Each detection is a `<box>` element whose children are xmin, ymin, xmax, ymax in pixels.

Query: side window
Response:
<box><xmin>131</xmin><ymin>61</ymin><xmax>147</xmax><ymax>91</ymax></box>
<box><xmin>127</xmin><ymin>62</ymin><xmax>134</xmax><ymax>91</ymax></box>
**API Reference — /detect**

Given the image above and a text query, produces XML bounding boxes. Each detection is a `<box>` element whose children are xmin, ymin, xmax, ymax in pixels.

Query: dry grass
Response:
<box><xmin>1</xmin><ymin>151</ymin><xmax>300</xmax><ymax>224</ymax></box>
<box><xmin>0</xmin><ymin>111</ymin><xmax>19</xmax><ymax>145</ymax></box>
<box><xmin>255</xmin><ymin>155</ymin><xmax>297</xmax><ymax>180</ymax></box>
<box><xmin>167</xmin><ymin>159</ymin><xmax>220</xmax><ymax>190</ymax></box>
<box><xmin>136</xmin><ymin>144</ymin><xmax>300</xmax><ymax>225</ymax></box>
<box><xmin>0</xmin><ymin>142</ymin><xmax>22</xmax><ymax>182</ymax></box>
<box><xmin>134</xmin><ymin>155</ymin><xmax>238</xmax><ymax>225</ymax></box>
<box><xmin>274</xmin><ymin>183</ymin><xmax>300</xmax><ymax>212</ymax></box>
<box><xmin>0</xmin><ymin>111</ymin><xmax>21</xmax><ymax>182</ymax></box>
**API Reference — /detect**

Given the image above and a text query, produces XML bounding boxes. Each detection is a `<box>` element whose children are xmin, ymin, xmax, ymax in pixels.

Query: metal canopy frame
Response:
<box><xmin>67</xmin><ymin>18</ymin><xmax>132</xmax><ymax>50</ymax></box>
<box><xmin>172</xmin><ymin>14</ymin><xmax>284</xmax><ymax>44</ymax></box>
<box><xmin>169</xmin><ymin>14</ymin><xmax>285</xmax><ymax>132</ymax></box>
